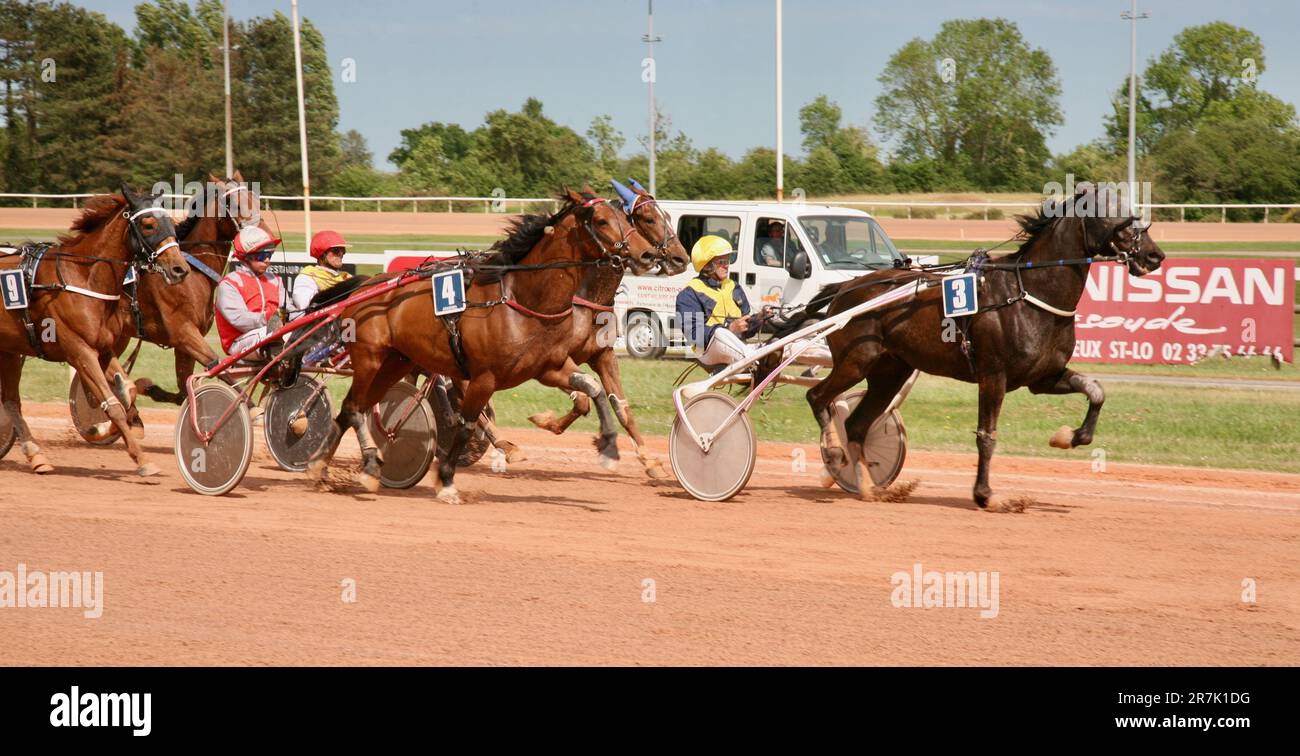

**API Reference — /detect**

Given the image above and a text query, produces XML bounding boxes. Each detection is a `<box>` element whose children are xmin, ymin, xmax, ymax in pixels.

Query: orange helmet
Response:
<box><xmin>309</xmin><ymin>229</ymin><xmax>349</xmax><ymax>260</ymax></box>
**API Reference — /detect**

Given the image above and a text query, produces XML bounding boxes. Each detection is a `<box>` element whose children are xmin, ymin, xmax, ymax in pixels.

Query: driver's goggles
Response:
<box><xmin>248</xmin><ymin>249</ymin><xmax>276</xmax><ymax>262</ymax></box>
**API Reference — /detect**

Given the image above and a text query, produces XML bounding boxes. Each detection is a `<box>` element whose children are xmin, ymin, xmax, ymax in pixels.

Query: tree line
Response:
<box><xmin>0</xmin><ymin>4</ymin><xmax>1297</xmax><ymax>216</ymax></box>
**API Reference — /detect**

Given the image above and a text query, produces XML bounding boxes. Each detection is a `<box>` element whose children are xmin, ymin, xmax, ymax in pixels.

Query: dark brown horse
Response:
<box><xmin>525</xmin><ymin>179</ymin><xmax>690</xmax><ymax>477</ymax></box>
<box><xmin>799</xmin><ymin>186</ymin><xmax>1165</xmax><ymax>508</ymax></box>
<box><xmin>0</xmin><ymin>187</ymin><xmax>190</xmax><ymax>476</ymax></box>
<box><xmin>306</xmin><ymin>187</ymin><xmax>659</xmax><ymax>502</ymax></box>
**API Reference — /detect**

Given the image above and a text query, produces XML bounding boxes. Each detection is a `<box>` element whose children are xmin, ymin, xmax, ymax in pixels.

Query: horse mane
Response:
<box><xmin>58</xmin><ymin>194</ymin><xmax>127</xmax><ymax>246</ymax></box>
<box><xmin>1011</xmin><ymin>206</ymin><xmax>1059</xmax><ymax>257</ymax></box>
<box><xmin>474</xmin><ymin>191</ymin><xmax>588</xmax><ymax>285</ymax></box>
<box><xmin>174</xmin><ymin>188</ymin><xmax>207</xmax><ymax>240</ymax></box>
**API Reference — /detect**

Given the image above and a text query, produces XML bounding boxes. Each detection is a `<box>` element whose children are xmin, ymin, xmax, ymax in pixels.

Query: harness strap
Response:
<box><xmin>184</xmin><ymin>252</ymin><xmax>223</xmax><ymax>283</ymax></box>
<box><xmin>505</xmin><ymin>299</ymin><xmax>573</xmax><ymax>320</ymax></box>
<box><xmin>59</xmin><ymin>285</ymin><xmax>120</xmax><ymax>301</ymax></box>
<box><xmin>571</xmin><ymin>296</ymin><xmax>614</xmax><ymax>312</ymax></box>
<box><xmin>1022</xmin><ymin>292</ymin><xmax>1077</xmax><ymax>317</ymax></box>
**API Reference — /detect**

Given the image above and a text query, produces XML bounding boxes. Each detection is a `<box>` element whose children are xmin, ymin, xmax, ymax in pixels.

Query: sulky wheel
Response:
<box><xmin>369</xmin><ymin>379</ymin><xmax>437</xmax><ymax>489</ymax></box>
<box><xmin>262</xmin><ymin>377</ymin><xmax>334</xmax><ymax>473</ymax></box>
<box><xmin>669</xmin><ymin>391</ymin><xmax>757</xmax><ymax>502</ymax></box>
<box><xmin>828</xmin><ymin>389</ymin><xmax>908</xmax><ymax>495</ymax></box>
<box><xmin>431</xmin><ymin>376</ymin><xmax>496</xmax><ymax>468</ymax></box>
<box><xmin>174</xmin><ymin>382</ymin><xmax>253</xmax><ymax>496</ymax></box>
<box><xmin>68</xmin><ymin>372</ymin><xmax>121</xmax><ymax>446</ymax></box>
<box><xmin>0</xmin><ymin>407</ymin><xmax>14</xmax><ymax>459</ymax></box>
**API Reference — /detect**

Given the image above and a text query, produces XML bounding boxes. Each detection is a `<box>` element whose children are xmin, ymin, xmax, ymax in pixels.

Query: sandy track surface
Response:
<box><xmin>1</xmin><ymin>402</ymin><xmax>1297</xmax><ymax>666</ymax></box>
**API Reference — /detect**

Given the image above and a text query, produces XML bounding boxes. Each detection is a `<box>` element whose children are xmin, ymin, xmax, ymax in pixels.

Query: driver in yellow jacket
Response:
<box><xmin>675</xmin><ymin>235</ymin><xmax>763</xmax><ymax>366</ymax></box>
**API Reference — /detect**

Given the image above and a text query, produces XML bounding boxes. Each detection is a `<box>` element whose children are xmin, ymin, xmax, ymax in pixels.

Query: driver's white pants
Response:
<box><xmin>699</xmin><ymin>327</ymin><xmax>756</xmax><ymax>367</ymax></box>
<box><xmin>228</xmin><ymin>326</ymin><xmax>270</xmax><ymax>357</ymax></box>
<box><xmin>699</xmin><ymin>328</ymin><xmax>834</xmax><ymax>368</ymax></box>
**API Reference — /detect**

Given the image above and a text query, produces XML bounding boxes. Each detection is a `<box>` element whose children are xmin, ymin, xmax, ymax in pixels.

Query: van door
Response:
<box><xmin>748</xmin><ymin>214</ymin><xmax>814</xmax><ymax>312</ymax></box>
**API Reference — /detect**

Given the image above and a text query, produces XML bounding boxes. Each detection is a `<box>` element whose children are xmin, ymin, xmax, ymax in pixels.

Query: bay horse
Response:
<box><xmin>125</xmin><ymin>172</ymin><xmax>267</xmax><ymax>404</ymax></box>
<box><xmin>799</xmin><ymin>186</ymin><xmax>1165</xmax><ymax>508</ymax></box>
<box><xmin>525</xmin><ymin>178</ymin><xmax>690</xmax><ymax>478</ymax></box>
<box><xmin>306</xmin><ymin>187</ymin><xmax>660</xmax><ymax>502</ymax></box>
<box><xmin>0</xmin><ymin>186</ymin><xmax>191</xmax><ymax>476</ymax></box>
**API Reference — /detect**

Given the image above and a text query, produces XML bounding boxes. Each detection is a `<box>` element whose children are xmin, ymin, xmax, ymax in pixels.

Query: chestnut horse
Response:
<box><xmin>110</xmin><ymin>173</ymin><xmax>267</xmax><ymax>405</ymax></box>
<box><xmin>525</xmin><ymin>179</ymin><xmax>690</xmax><ymax>478</ymax></box>
<box><xmin>798</xmin><ymin>186</ymin><xmax>1165</xmax><ymax>508</ymax></box>
<box><xmin>0</xmin><ymin>187</ymin><xmax>191</xmax><ymax>476</ymax></box>
<box><xmin>306</xmin><ymin>187</ymin><xmax>659</xmax><ymax>502</ymax></box>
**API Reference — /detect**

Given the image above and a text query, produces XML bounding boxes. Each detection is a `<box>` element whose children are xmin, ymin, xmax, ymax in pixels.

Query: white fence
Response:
<box><xmin>2</xmin><ymin>192</ymin><xmax>1297</xmax><ymax>222</ymax></box>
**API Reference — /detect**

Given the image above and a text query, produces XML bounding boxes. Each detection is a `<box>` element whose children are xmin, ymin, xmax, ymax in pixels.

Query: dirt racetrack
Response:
<box><xmin>1</xmin><ymin>402</ymin><xmax>1297</xmax><ymax>666</ymax></box>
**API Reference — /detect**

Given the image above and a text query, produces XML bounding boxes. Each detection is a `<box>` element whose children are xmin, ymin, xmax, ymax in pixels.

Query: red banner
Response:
<box><xmin>1072</xmin><ymin>258</ymin><xmax>1294</xmax><ymax>364</ymax></box>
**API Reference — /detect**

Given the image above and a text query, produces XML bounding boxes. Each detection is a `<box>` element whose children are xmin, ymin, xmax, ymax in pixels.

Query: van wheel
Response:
<box><xmin>625</xmin><ymin>312</ymin><xmax>665</xmax><ymax>360</ymax></box>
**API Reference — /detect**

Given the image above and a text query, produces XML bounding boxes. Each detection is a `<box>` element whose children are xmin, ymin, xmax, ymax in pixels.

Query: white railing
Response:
<box><xmin>0</xmin><ymin>191</ymin><xmax>560</xmax><ymax>214</ymax></box>
<box><xmin>2</xmin><ymin>192</ymin><xmax>1298</xmax><ymax>222</ymax></box>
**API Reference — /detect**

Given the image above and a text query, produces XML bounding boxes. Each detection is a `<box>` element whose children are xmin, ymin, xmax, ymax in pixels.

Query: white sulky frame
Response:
<box><xmin>672</xmin><ymin>279</ymin><xmax>929</xmax><ymax>453</ymax></box>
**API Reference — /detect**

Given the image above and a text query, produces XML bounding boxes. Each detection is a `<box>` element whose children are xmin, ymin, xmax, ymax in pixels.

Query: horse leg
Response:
<box><xmin>806</xmin><ymin>355</ymin><xmax>871</xmax><ymax>486</ymax></box>
<box><xmin>973</xmin><ymin>373</ymin><xmax>1007</xmax><ymax>508</ymax></box>
<box><xmin>1031</xmin><ymin>369</ymin><xmax>1104</xmax><ymax>449</ymax></box>
<box><xmin>65</xmin><ymin>341</ymin><xmax>159</xmax><ymax>476</ymax></box>
<box><xmin>476</xmin><ymin>415</ymin><xmax>527</xmax><ymax>464</ymax></box>
<box><xmin>0</xmin><ymin>353</ymin><xmax>53</xmax><ymax>473</ymax></box>
<box><xmin>591</xmin><ymin>347</ymin><xmax>666</xmax><ymax>479</ymax></box>
<box><xmin>83</xmin><ymin>354</ymin><xmax>140</xmax><ymax>443</ymax></box>
<box><xmin>842</xmin><ymin>356</ymin><xmax>913</xmax><ymax>498</ymax></box>
<box><xmin>348</xmin><ymin>353</ymin><xmax>414</xmax><ymax>492</ymax></box>
<box><xmin>527</xmin><ymin>358</ymin><xmax>591</xmax><ymax>434</ymax></box>
<box><xmin>435</xmin><ymin>374</ymin><xmax>496</xmax><ymax>505</ymax></box>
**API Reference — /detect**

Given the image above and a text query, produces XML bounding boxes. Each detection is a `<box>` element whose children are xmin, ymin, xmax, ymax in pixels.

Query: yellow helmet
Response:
<box><xmin>690</xmin><ymin>235</ymin><xmax>733</xmax><ymax>273</ymax></box>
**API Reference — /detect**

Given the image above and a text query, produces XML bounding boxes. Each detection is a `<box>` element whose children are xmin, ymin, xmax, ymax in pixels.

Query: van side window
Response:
<box><xmin>754</xmin><ymin>217</ymin><xmax>801</xmax><ymax>268</ymax></box>
<box><xmin>678</xmin><ymin>215</ymin><xmax>741</xmax><ymax>265</ymax></box>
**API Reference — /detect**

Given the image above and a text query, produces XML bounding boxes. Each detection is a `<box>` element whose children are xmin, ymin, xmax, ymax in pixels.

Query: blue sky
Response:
<box><xmin>78</xmin><ymin>1</ymin><xmax>1300</xmax><ymax>169</ymax></box>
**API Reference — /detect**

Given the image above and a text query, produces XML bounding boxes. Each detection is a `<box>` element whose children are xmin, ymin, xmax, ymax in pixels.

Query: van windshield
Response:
<box><xmin>796</xmin><ymin>216</ymin><xmax>904</xmax><ymax>270</ymax></box>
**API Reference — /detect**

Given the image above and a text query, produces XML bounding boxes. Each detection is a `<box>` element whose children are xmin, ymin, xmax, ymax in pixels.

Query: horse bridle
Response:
<box><xmin>626</xmin><ymin>193</ymin><xmax>678</xmax><ymax>258</ymax></box>
<box><xmin>123</xmin><ymin>205</ymin><xmax>181</xmax><ymax>272</ymax></box>
<box><xmin>579</xmin><ymin>196</ymin><xmax>639</xmax><ymax>270</ymax></box>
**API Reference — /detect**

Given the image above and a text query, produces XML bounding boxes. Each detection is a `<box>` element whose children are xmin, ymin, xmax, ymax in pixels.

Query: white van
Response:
<box><xmin>615</xmin><ymin>201</ymin><xmax>934</xmax><ymax>358</ymax></box>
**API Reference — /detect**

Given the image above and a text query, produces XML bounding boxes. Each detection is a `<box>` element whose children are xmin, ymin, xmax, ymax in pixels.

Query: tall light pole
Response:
<box><xmin>291</xmin><ymin>0</ymin><xmax>311</xmax><ymax>244</ymax></box>
<box><xmin>775</xmin><ymin>0</ymin><xmax>783</xmax><ymax>202</ymax></box>
<box><xmin>222</xmin><ymin>0</ymin><xmax>233</xmax><ymax>179</ymax></box>
<box><xmin>642</xmin><ymin>0</ymin><xmax>661</xmax><ymax>195</ymax></box>
<box><xmin>1121</xmin><ymin>0</ymin><xmax>1149</xmax><ymax>210</ymax></box>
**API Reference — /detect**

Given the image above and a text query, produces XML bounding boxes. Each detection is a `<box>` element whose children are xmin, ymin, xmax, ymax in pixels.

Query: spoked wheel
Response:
<box><xmin>369</xmin><ymin>379</ymin><xmax>437</xmax><ymax>490</ymax></box>
<box><xmin>262</xmin><ymin>377</ymin><xmax>334</xmax><ymax>473</ymax></box>
<box><xmin>68</xmin><ymin>372</ymin><xmax>121</xmax><ymax>446</ymax></box>
<box><xmin>431</xmin><ymin>377</ymin><xmax>496</xmax><ymax>468</ymax></box>
<box><xmin>669</xmin><ymin>391</ymin><xmax>757</xmax><ymax>502</ymax></box>
<box><xmin>0</xmin><ymin>407</ymin><xmax>14</xmax><ymax>459</ymax></box>
<box><xmin>828</xmin><ymin>389</ymin><xmax>908</xmax><ymax>495</ymax></box>
<box><xmin>175</xmin><ymin>382</ymin><xmax>253</xmax><ymax>496</ymax></box>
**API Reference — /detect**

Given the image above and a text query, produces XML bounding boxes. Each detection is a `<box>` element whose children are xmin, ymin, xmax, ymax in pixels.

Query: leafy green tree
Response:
<box><xmin>339</xmin><ymin>128</ymin><xmax>371</xmax><ymax>169</ymax></box>
<box><xmin>387</xmin><ymin>121</ymin><xmax>470</xmax><ymax>167</ymax></box>
<box><xmin>586</xmin><ymin>114</ymin><xmax>624</xmax><ymax>175</ymax></box>
<box><xmin>874</xmin><ymin>18</ymin><xmax>1061</xmax><ymax>190</ymax></box>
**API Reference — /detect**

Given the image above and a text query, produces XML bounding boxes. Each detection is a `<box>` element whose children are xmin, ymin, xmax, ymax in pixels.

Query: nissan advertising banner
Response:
<box><xmin>1072</xmin><ymin>258</ymin><xmax>1295</xmax><ymax>364</ymax></box>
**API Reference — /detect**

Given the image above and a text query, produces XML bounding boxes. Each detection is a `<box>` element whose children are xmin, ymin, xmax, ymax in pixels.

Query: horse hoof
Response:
<box><xmin>643</xmin><ymin>458</ymin><xmax>669</xmax><ymax>480</ymax></box>
<box><xmin>819</xmin><ymin>468</ymin><xmax>836</xmax><ymax>488</ymax></box>
<box><xmin>1049</xmin><ymin>425</ymin><xmax>1074</xmax><ymax>449</ymax></box>
<box><xmin>136</xmin><ymin>463</ymin><xmax>161</xmax><ymax>477</ymax></box>
<box><xmin>500</xmin><ymin>444</ymin><xmax>527</xmax><ymax>464</ymax></box>
<box><xmin>598</xmin><ymin>454</ymin><xmax>619</xmax><ymax>472</ymax></box>
<box><xmin>527</xmin><ymin>412</ymin><xmax>557</xmax><ymax>432</ymax></box>
<box><xmin>290</xmin><ymin>416</ymin><xmax>309</xmax><ymax>437</ymax></box>
<box><xmin>30</xmin><ymin>455</ymin><xmax>54</xmax><ymax>475</ymax></box>
<box><xmin>134</xmin><ymin>377</ymin><xmax>155</xmax><ymax>394</ymax></box>
<box><xmin>305</xmin><ymin>459</ymin><xmax>327</xmax><ymax>482</ymax></box>
<box><xmin>437</xmin><ymin>485</ymin><xmax>460</xmax><ymax>505</ymax></box>
<box><xmin>359</xmin><ymin>472</ymin><xmax>380</xmax><ymax>493</ymax></box>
